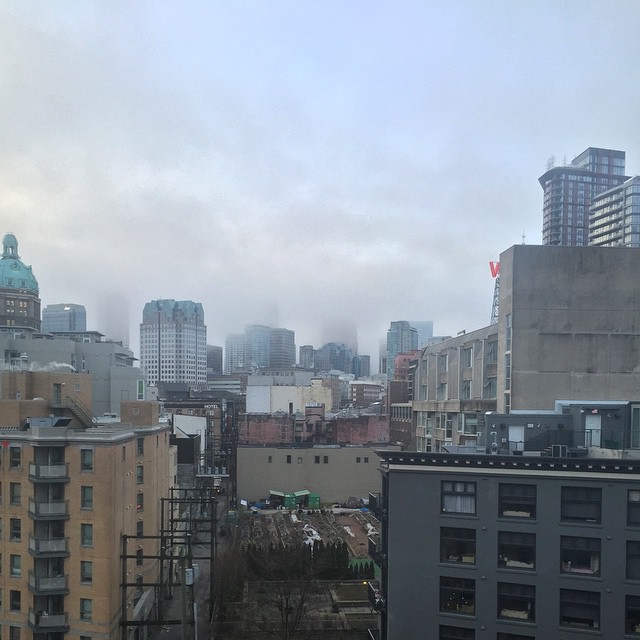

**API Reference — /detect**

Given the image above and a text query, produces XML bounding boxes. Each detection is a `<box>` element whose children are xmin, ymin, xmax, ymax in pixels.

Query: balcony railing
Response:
<box><xmin>29</xmin><ymin>463</ymin><xmax>69</xmax><ymax>482</ymax></box>
<box><xmin>367</xmin><ymin>579</ymin><xmax>385</xmax><ymax>612</ymax></box>
<box><xmin>28</xmin><ymin>571</ymin><xmax>69</xmax><ymax>593</ymax></box>
<box><xmin>28</xmin><ymin>609</ymin><xmax>69</xmax><ymax>631</ymax></box>
<box><xmin>368</xmin><ymin>535</ymin><xmax>386</xmax><ymax>566</ymax></box>
<box><xmin>28</xmin><ymin>536</ymin><xmax>69</xmax><ymax>555</ymax></box>
<box><xmin>369</xmin><ymin>492</ymin><xmax>386</xmax><ymax>520</ymax></box>
<box><xmin>28</xmin><ymin>499</ymin><xmax>69</xmax><ymax>518</ymax></box>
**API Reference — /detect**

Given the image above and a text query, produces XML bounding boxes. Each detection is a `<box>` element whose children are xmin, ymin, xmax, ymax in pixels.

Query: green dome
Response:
<box><xmin>0</xmin><ymin>233</ymin><xmax>39</xmax><ymax>293</ymax></box>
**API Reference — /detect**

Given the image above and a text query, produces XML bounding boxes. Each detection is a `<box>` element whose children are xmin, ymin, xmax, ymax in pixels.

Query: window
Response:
<box><xmin>441</xmin><ymin>481</ymin><xmax>476</xmax><ymax>515</ymax></box>
<box><xmin>136</xmin><ymin>548</ymin><xmax>143</xmax><ymax>566</ymax></box>
<box><xmin>462</xmin><ymin>348</ymin><xmax>472</xmax><ymax>369</ymax></box>
<box><xmin>364</xmin><ymin>457</ymin><xmax>369</xmax><ymax>463</ymax></box>
<box><xmin>561</xmin><ymin>486</ymin><xmax>601</xmax><ymax>523</ymax></box>
<box><xmin>497</xmin><ymin>634</ymin><xmax>535</xmax><ymax>640</ymax></box>
<box><xmin>626</xmin><ymin>595</ymin><xmax>640</xmax><ymax>635</ymax></box>
<box><xmin>80</xmin><ymin>560</ymin><xmax>93</xmax><ymax>584</ymax></box>
<box><xmin>80</xmin><ymin>598</ymin><xmax>93</xmax><ymax>621</ymax></box>
<box><xmin>323</xmin><ymin>456</ymin><xmax>329</xmax><ymax>464</ymax></box>
<box><xmin>440</xmin><ymin>527</ymin><xmax>475</xmax><ymax>564</ymax></box>
<box><xmin>559</xmin><ymin>589</ymin><xmax>600</xmax><ymax>630</ymax></box>
<box><xmin>499</xmin><ymin>483</ymin><xmax>536</xmax><ymax>519</ymax></box>
<box><xmin>9</xmin><ymin>627</ymin><xmax>19</xmax><ymax>640</ymax></box>
<box><xmin>80</xmin><ymin>449</ymin><xmax>94</xmax><ymax>472</ymax></box>
<box><xmin>356</xmin><ymin>457</ymin><xmax>361</xmax><ymax>463</ymax></box>
<box><xmin>314</xmin><ymin>456</ymin><xmax>320</xmax><ymax>464</ymax></box>
<box><xmin>497</xmin><ymin>582</ymin><xmax>535</xmax><ymax>621</ymax></box>
<box><xmin>9</xmin><ymin>589</ymin><xmax>20</xmax><ymax>611</ymax></box>
<box><xmin>629</xmin><ymin>489</ymin><xmax>640</xmax><ymax>525</ymax></box>
<box><xmin>439</xmin><ymin>626</ymin><xmax>474</xmax><ymax>640</ymax></box>
<box><xmin>136</xmin><ymin>521</ymin><xmax>144</xmax><ymax>537</ymax></box>
<box><xmin>9</xmin><ymin>519</ymin><xmax>20</xmax><ymax>542</ymax></box>
<box><xmin>268</xmin><ymin>456</ymin><xmax>272</xmax><ymax>464</ymax></box>
<box><xmin>297</xmin><ymin>457</ymin><xmax>303</xmax><ymax>464</ymax></box>
<box><xmin>137</xmin><ymin>438</ymin><xmax>144</xmax><ymax>456</ymax></box>
<box><xmin>81</xmin><ymin>524</ymin><xmax>93</xmax><ymax>547</ymax></box>
<box><xmin>498</xmin><ymin>531</ymin><xmax>535</xmax><ymax>570</ymax></box>
<box><xmin>9</xmin><ymin>483</ymin><xmax>20</xmax><ymax>506</ymax></box>
<box><xmin>136</xmin><ymin>492</ymin><xmax>144</xmax><ymax>511</ymax></box>
<box><xmin>9</xmin><ymin>447</ymin><xmax>21</xmax><ymax>469</ymax></box>
<box><xmin>286</xmin><ymin>455</ymin><xmax>292</xmax><ymax>464</ymax></box>
<box><xmin>439</xmin><ymin>577</ymin><xmax>475</xmax><ymax>615</ymax></box>
<box><xmin>81</xmin><ymin>486</ymin><xmax>93</xmax><ymax>510</ymax></box>
<box><xmin>9</xmin><ymin>554</ymin><xmax>20</xmax><ymax>577</ymax></box>
<box><xmin>136</xmin><ymin>465</ymin><xmax>144</xmax><ymax>484</ymax></box>
<box><xmin>628</xmin><ymin>541</ymin><xmax>640</xmax><ymax>579</ymax></box>
<box><xmin>561</xmin><ymin>536</ymin><xmax>600</xmax><ymax>576</ymax></box>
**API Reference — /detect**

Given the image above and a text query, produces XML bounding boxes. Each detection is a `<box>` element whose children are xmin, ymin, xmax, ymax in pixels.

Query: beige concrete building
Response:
<box><xmin>237</xmin><ymin>444</ymin><xmax>400</xmax><ymax>504</ymax></box>
<box><xmin>0</xmin><ymin>372</ymin><xmax>172</xmax><ymax>640</ymax></box>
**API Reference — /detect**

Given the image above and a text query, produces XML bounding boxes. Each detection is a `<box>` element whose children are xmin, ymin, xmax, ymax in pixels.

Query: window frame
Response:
<box><xmin>498</xmin><ymin>531</ymin><xmax>536</xmax><ymax>570</ymax></box>
<box><xmin>560</xmin><ymin>536</ymin><xmax>601</xmax><ymax>577</ymax></box>
<box><xmin>80</xmin><ymin>449</ymin><xmax>94</xmax><ymax>472</ymax></box>
<box><xmin>80</xmin><ymin>597</ymin><xmax>93</xmax><ymax>621</ymax></box>
<box><xmin>497</xmin><ymin>582</ymin><xmax>535</xmax><ymax>622</ymax></box>
<box><xmin>80</xmin><ymin>486</ymin><xmax>94</xmax><ymax>510</ymax></box>
<box><xmin>441</xmin><ymin>481</ymin><xmax>477</xmax><ymax>515</ymax></box>
<box><xmin>80</xmin><ymin>560</ymin><xmax>93</xmax><ymax>584</ymax></box>
<box><xmin>561</xmin><ymin>486</ymin><xmax>601</xmax><ymax>524</ymax></box>
<box><xmin>439</xmin><ymin>576</ymin><xmax>475</xmax><ymax>615</ymax></box>
<box><xmin>9</xmin><ymin>554</ymin><xmax>20</xmax><ymax>577</ymax></box>
<box><xmin>440</xmin><ymin>527</ymin><xmax>476</xmax><ymax>565</ymax></box>
<box><xmin>80</xmin><ymin>523</ymin><xmax>93</xmax><ymax>547</ymax></box>
<box><xmin>9</xmin><ymin>589</ymin><xmax>20</xmax><ymax>612</ymax></box>
<box><xmin>626</xmin><ymin>594</ymin><xmax>640</xmax><ymax>636</ymax></box>
<box><xmin>498</xmin><ymin>483</ymin><xmax>536</xmax><ymax>519</ymax></box>
<box><xmin>559</xmin><ymin>588</ymin><xmax>600</xmax><ymax>630</ymax></box>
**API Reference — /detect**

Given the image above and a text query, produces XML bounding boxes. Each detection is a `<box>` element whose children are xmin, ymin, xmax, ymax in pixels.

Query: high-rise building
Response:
<box><xmin>386</xmin><ymin>321</ymin><xmax>418</xmax><ymax>380</ymax></box>
<box><xmin>314</xmin><ymin>342</ymin><xmax>353</xmax><ymax>374</ymax></box>
<box><xmin>245</xmin><ymin>324</ymin><xmax>270</xmax><ymax>370</ymax></box>
<box><xmin>590</xmin><ymin>176</ymin><xmax>640</xmax><ymax>247</ymax></box>
<box><xmin>0</xmin><ymin>232</ymin><xmax>41</xmax><ymax>333</ymax></box>
<box><xmin>269</xmin><ymin>328</ymin><xmax>295</xmax><ymax>368</ymax></box>
<box><xmin>299</xmin><ymin>345</ymin><xmax>314</xmax><ymax>369</ymax></box>
<box><xmin>139</xmin><ymin>299</ymin><xmax>206</xmax><ymax>386</ymax></box>
<box><xmin>224</xmin><ymin>334</ymin><xmax>246</xmax><ymax>374</ymax></box>
<box><xmin>41</xmin><ymin>303</ymin><xmax>87</xmax><ymax>333</ymax></box>
<box><xmin>409</xmin><ymin>320</ymin><xmax>433</xmax><ymax>348</ymax></box>
<box><xmin>206</xmin><ymin>345</ymin><xmax>223</xmax><ymax>376</ymax></box>
<box><xmin>539</xmin><ymin>147</ymin><xmax>628</xmax><ymax>246</ymax></box>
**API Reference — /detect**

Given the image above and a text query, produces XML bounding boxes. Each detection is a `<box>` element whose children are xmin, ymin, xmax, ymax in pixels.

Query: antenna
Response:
<box><xmin>521</xmin><ymin>230</ymin><xmax>526</xmax><ymax>245</ymax></box>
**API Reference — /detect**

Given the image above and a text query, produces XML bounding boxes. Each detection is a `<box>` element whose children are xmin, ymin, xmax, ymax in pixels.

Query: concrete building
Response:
<box><xmin>386</xmin><ymin>321</ymin><xmax>418</xmax><ymax>381</ymax></box>
<box><xmin>206</xmin><ymin>345</ymin><xmax>223</xmax><ymax>377</ymax></box>
<box><xmin>369</xmin><ymin>430</ymin><xmax>640</xmax><ymax>639</ymax></box>
<box><xmin>349</xmin><ymin>381</ymin><xmax>383</xmax><ymax>408</ymax></box>
<box><xmin>589</xmin><ymin>175</ymin><xmax>640</xmax><ymax>247</ymax></box>
<box><xmin>237</xmin><ymin>444</ymin><xmax>399</xmax><ymax>504</ymax></box>
<box><xmin>314</xmin><ymin>342</ymin><xmax>353</xmax><ymax>375</ymax></box>
<box><xmin>245</xmin><ymin>378</ymin><xmax>333</xmax><ymax>414</ymax></box>
<box><xmin>0</xmin><ymin>372</ymin><xmax>172</xmax><ymax>640</ymax></box>
<box><xmin>539</xmin><ymin>147</ymin><xmax>628</xmax><ymax>246</ymax></box>
<box><xmin>299</xmin><ymin>344</ymin><xmax>314</xmax><ymax>369</ymax></box>
<box><xmin>224</xmin><ymin>334</ymin><xmax>245</xmax><ymax>374</ymax></box>
<box><xmin>413</xmin><ymin>244</ymin><xmax>640</xmax><ymax>451</ymax></box>
<box><xmin>353</xmin><ymin>354</ymin><xmax>371</xmax><ymax>378</ymax></box>
<box><xmin>41</xmin><ymin>303</ymin><xmax>87</xmax><ymax>334</ymax></box>
<box><xmin>0</xmin><ymin>233</ymin><xmax>40</xmax><ymax>333</ymax></box>
<box><xmin>268</xmin><ymin>328</ymin><xmax>295</xmax><ymax>368</ymax></box>
<box><xmin>139</xmin><ymin>299</ymin><xmax>206</xmax><ymax>387</ymax></box>
<box><xmin>245</xmin><ymin>324</ymin><xmax>270</xmax><ymax>370</ymax></box>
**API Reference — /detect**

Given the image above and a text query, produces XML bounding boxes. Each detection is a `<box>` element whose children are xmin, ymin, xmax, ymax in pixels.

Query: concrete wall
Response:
<box><xmin>237</xmin><ymin>444</ymin><xmax>399</xmax><ymax>503</ymax></box>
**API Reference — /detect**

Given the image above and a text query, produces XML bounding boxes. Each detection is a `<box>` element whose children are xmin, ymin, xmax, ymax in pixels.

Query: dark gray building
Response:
<box><xmin>41</xmin><ymin>302</ymin><xmax>87</xmax><ymax>333</ymax></box>
<box><xmin>370</xmin><ymin>447</ymin><xmax>640</xmax><ymax>640</ymax></box>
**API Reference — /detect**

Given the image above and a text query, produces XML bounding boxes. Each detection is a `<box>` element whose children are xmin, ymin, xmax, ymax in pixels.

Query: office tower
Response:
<box><xmin>314</xmin><ymin>342</ymin><xmax>354</xmax><ymax>374</ymax></box>
<box><xmin>590</xmin><ymin>176</ymin><xmax>640</xmax><ymax>247</ymax></box>
<box><xmin>206</xmin><ymin>345</ymin><xmax>223</xmax><ymax>376</ymax></box>
<box><xmin>269</xmin><ymin>328</ymin><xmax>295</xmax><ymax>368</ymax></box>
<box><xmin>539</xmin><ymin>147</ymin><xmax>628</xmax><ymax>246</ymax></box>
<box><xmin>386</xmin><ymin>321</ymin><xmax>418</xmax><ymax>380</ymax></box>
<box><xmin>409</xmin><ymin>320</ymin><xmax>433</xmax><ymax>348</ymax></box>
<box><xmin>0</xmin><ymin>232</ymin><xmax>41</xmax><ymax>332</ymax></box>
<box><xmin>245</xmin><ymin>324</ymin><xmax>270</xmax><ymax>370</ymax></box>
<box><xmin>139</xmin><ymin>299</ymin><xmax>206</xmax><ymax>386</ymax></box>
<box><xmin>224</xmin><ymin>334</ymin><xmax>246</xmax><ymax>374</ymax></box>
<box><xmin>353</xmin><ymin>354</ymin><xmax>371</xmax><ymax>378</ymax></box>
<box><xmin>41</xmin><ymin>303</ymin><xmax>87</xmax><ymax>333</ymax></box>
<box><xmin>299</xmin><ymin>345</ymin><xmax>314</xmax><ymax>369</ymax></box>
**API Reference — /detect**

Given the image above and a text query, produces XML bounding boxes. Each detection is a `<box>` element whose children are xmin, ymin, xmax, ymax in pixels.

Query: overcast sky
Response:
<box><xmin>1</xmin><ymin>1</ymin><xmax>639</xmax><ymax>366</ymax></box>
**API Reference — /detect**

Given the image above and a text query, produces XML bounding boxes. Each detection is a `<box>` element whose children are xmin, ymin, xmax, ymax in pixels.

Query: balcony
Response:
<box><xmin>28</xmin><ymin>609</ymin><xmax>69</xmax><ymax>633</ymax></box>
<box><xmin>29</xmin><ymin>463</ymin><xmax>69</xmax><ymax>483</ymax></box>
<box><xmin>28</xmin><ymin>571</ymin><xmax>69</xmax><ymax>595</ymax></box>
<box><xmin>368</xmin><ymin>493</ymin><xmax>386</xmax><ymax>521</ymax></box>
<box><xmin>368</xmin><ymin>535</ymin><xmax>386</xmax><ymax>567</ymax></box>
<box><xmin>28</xmin><ymin>536</ymin><xmax>69</xmax><ymax>557</ymax></box>
<box><xmin>367</xmin><ymin>579</ymin><xmax>385</xmax><ymax>612</ymax></box>
<box><xmin>28</xmin><ymin>499</ymin><xmax>69</xmax><ymax>519</ymax></box>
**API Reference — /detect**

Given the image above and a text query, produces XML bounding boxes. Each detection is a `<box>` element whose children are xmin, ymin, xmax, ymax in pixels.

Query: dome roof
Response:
<box><xmin>0</xmin><ymin>233</ymin><xmax>39</xmax><ymax>293</ymax></box>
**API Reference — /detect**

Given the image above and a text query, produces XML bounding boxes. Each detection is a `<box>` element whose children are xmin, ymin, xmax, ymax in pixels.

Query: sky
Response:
<box><xmin>1</xmin><ymin>1</ymin><xmax>639</xmax><ymax>367</ymax></box>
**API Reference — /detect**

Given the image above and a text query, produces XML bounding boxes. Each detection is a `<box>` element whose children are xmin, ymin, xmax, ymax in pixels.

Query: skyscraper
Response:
<box><xmin>269</xmin><ymin>328</ymin><xmax>295</xmax><ymax>368</ymax></box>
<box><xmin>224</xmin><ymin>334</ymin><xmax>246</xmax><ymax>374</ymax></box>
<box><xmin>539</xmin><ymin>147</ymin><xmax>628</xmax><ymax>246</ymax></box>
<box><xmin>386</xmin><ymin>321</ymin><xmax>418</xmax><ymax>380</ymax></box>
<box><xmin>590</xmin><ymin>176</ymin><xmax>640</xmax><ymax>247</ymax></box>
<box><xmin>42</xmin><ymin>303</ymin><xmax>87</xmax><ymax>333</ymax></box>
<box><xmin>139</xmin><ymin>299</ymin><xmax>206</xmax><ymax>386</ymax></box>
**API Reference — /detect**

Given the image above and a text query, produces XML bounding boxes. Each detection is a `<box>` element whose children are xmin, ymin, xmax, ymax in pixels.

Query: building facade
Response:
<box><xmin>139</xmin><ymin>299</ymin><xmax>206</xmax><ymax>386</ymax></box>
<box><xmin>589</xmin><ymin>175</ymin><xmax>640</xmax><ymax>247</ymax></box>
<box><xmin>539</xmin><ymin>147</ymin><xmax>627</xmax><ymax>246</ymax></box>
<box><xmin>0</xmin><ymin>233</ymin><xmax>41</xmax><ymax>333</ymax></box>
<box><xmin>268</xmin><ymin>328</ymin><xmax>295</xmax><ymax>368</ymax></box>
<box><xmin>386</xmin><ymin>321</ymin><xmax>418</xmax><ymax>380</ymax></box>
<box><xmin>41</xmin><ymin>304</ymin><xmax>87</xmax><ymax>334</ymax></box>
<box><xmin>370</xmin><ymin>445</ymin><xmax>640</xmax><ymax>640</ymax></box>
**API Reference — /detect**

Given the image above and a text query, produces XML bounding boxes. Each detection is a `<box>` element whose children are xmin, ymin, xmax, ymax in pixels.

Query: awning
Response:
<box><xmin>294</xmin><ymin>489</ymin><xmax>310</xmax><ymax>497</ymax></box>
<box><xmin>269</xmin><ymin>490</ymin><xmax>285</xmax><ymax>497</ymax></box>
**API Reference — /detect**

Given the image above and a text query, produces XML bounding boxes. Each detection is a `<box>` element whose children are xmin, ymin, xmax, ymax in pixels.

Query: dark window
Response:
<box><xmin>323</xmin><ymin>456</ymin><xmax>329</xmax><ymax>464</ymax></box>
<box><xmin>497</xmin><ymin>582</ymin><xmax>535</xmax><ymax>621</ymax></box>
<box><xmin>497</xmin><ymin>634</ymin><xmax>535</xmax><ymax>640</ymax></box>
<box><xmin>626</xmin><ymin>595</ymin><xmax>640</xmax><ymax>636</ymax></box>
<box><xmin>9</xmin><ymin>589</ymin><xmax>20</xmax><ymax>611</ymax></box>
<box><xmin>136</xmin><ymin>492</ymin><xmax>144</xmax><ymax>511</ymax></box>
<box><xmin>137</xmin><ymin>438</ymin><xmax>144</xmax><ymax>456</ymax></box>
<box><xmin>9</xmin><ymin>447</ymin><xmax>21</xmax><ymax>469</ymax></box>
<box><xmin>80</xmin><ymin>598</ymin><xmax>92</xmax><ymax>621</ymax></box>
<box><xmin>136</xmin><ymin>465</ymin><xmax>144</xmax><ymax>484</ymax></box>
<box><xmin>9</xmin><ymin>482</ymin><xmax>20</xmax><ymax>506</ymax></box>
<box><xmin>80</xmin><ymin>449</ymin><xmax>94</xmax><ymax>472</ymax></box>
<box><xmin>439</xmin><ymin>625</ymin><xmax>474</xmax><ymax>640</ymax></box>
<box><xmin>559</xmin><ymin>589</ymin><xmax>600</xmax><ymax>630</ymax></box>
<box><xmin>9</xmin><ymin>627</ymin><xmax>19</xmax><ymax>640</ymax></box>
<box><xmin>314</xmin><ymin>456</ymin><xmax>320</xmax><ymax>464</ymax></box>
<box><xmin>440</xmin><ymin>527</ymin><xmax>476</xmax><ymax>564</ymax></box>
<box><xmin>441</xmin><ymin>481</ymin><xmax>476</xmax><ymax>515</ymax></box>
<box><xmin>136</xmin><ymin>548</ymin><xmax>143</xmax><ymax>566</ymax></box>
<box><xmin>81</xmin><ymin>524</ymin><xmax>93</xmax><ymax>547</ymax></box>
<box><xmin>498</xmin><ymin>483</ymin><xmax>536</xmax><ymax>519</ymax></box>
<box><xmin>286</xmin><ymin>455</ymin><xmax>292</xmax><ymax>464</ymax></box>
<box><xmin>561</xmin><ymin>536</ymin><xmax>600</xmax><ymax>576</ymax></box>
<box><xmin>81</xmin><ymin>486</ymin><xmax>93</xmax><ymax>510</ymax></box>
<box><xmin>439</xmin><ymin>576</ymin><xmax>475</xmax><ymax>615</ymax></box>
<box><xmin>498</xmin><ymin>531</ymin><xmax>535</xmax><ymax>570</ymax></box>
<box><xmin>80</xmin><ymin>560</ymin><xmax>93</xmax><ymax>584</ymax></box>
<box><xmin>10</xmin><ymin>554</ymin><xmax>20</xmax><ymax>576</ymax></box>
<box><xmin>356</xmin><ymin>457</ymin><xmax>361</xmax><ymax>463</ymax></box>
<box><xmin>561</xmin><ymin>486</ymin><xmax>601</xmax><ymax>523</ymax></box>
<box><xmin>136</xmin><ymin>521</ymin><xmax>144</xmax><ymax>537</ymax></box>
<box><xmin>9</xmin><ymin>518</ymin><xmax>20</xmax><ymax>542</ymax></box>
<box><xmin>364</xmin><ymin>457</ymin><xmax>369</xmax><ymax>463</ymax></box>
<box><xmin>629</xmin><ymin>489</ymin><xmax>640</xmax><ymax>525</ymax></box>
<box><xmin>628</xmin><ymin>541</ymin><xmax>640</xmax><ymax>579</ymax></box>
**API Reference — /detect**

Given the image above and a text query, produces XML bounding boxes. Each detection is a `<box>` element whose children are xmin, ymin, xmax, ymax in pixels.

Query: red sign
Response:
<box><xmin>489</xmin><ymin>261</ymin><xmax>500</xmax><ymax>278</ymax></box>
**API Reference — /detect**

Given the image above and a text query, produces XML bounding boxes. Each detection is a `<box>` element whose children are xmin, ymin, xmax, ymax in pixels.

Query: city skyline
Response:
<box><xmin>2</xmin><ymin>2</ymin><xmax>639</xmax><ymax>359</ymax></box>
